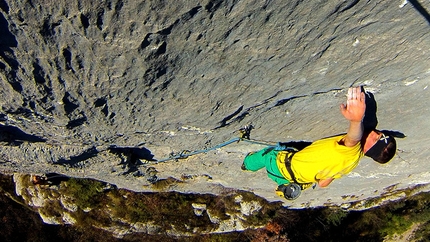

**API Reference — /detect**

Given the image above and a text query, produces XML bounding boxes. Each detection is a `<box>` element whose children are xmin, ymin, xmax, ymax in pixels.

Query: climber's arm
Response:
<box><xmin>317</xmin><ymin>178</ymin><xmax>334</xmax><ymax>187</ymax></box>
<box><xmin>340</xmin><ymin>87</ymin><xmax>366</xmax><ymax>147</ymax></box>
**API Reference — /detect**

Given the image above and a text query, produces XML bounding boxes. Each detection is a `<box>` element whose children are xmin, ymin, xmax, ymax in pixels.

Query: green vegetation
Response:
<box><xmin>1</xmin><ymin>173</ymin><xmax>430</xmax><ymax>241</ymax></box>
<box><xmin>60</xmin><ymin>178</ymin><xmax>105</xmax><ymax>209</ymax></box>
<box><xmin>414</xmin><ymin>220</ymin><xmax>430</xmax><ymax>242</ymax></box>
<box><xmin>322</xmin><ymin>207</ymin><xmax>349</xmax><ymax>226</ymax></box>
<box><xmin>379</xmin><ymin>194</ymin><xmax>430</xmax><ymax>239</ymax></box>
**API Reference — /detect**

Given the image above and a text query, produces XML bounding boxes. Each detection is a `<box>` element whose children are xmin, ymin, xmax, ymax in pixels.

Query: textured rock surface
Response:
<box><xmin>12</xmin><ymin>173</ymin><xmax>273</xmax><ymax>237</ymax></box>
<box><xmin>1</xmin><ymin>0</ymin><xmax>430</xmax><ymax>208</ymax></box>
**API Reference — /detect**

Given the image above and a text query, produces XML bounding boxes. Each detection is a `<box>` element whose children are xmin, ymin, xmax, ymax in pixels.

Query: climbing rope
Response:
<box><xmin>153</xmin><ymin>125</ymin><xmax>297</xmax><ymax>164</ymax></box>
<box><xmin>155</xmin><ymin>137</ymin><xmax>242</xmax><ymax>163</ymax></box>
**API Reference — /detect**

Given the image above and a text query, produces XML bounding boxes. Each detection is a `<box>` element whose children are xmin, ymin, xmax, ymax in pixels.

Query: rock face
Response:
<box><xmin>1</xmin><ymin>0</ymin><xmax>430</xmax><ymax>208</ymax></box>
<box><xmin>12</xmin><ymin>174</ymin><xmax>274</xmax><ymax>237</ymax></box>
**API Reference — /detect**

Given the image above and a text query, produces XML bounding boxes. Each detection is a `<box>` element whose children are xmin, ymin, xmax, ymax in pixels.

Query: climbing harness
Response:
<box><xmin>276</xmin><ymin>151</ymin><xmax>314</xmax><ymax>190</ymax></box>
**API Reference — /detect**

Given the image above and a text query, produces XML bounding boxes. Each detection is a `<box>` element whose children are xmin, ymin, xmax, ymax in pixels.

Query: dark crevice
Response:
<box><xmin>214</xmin><ymin>92</ymin><xmax>284</xmax><ymax>129</ymax></box>
<box><xmin>0</xmin><ymin>51</ymin><xmax>18</xmax><ymax>68</ymax></box>
<box><xmin>94</xmin><ymin>96</ymin><xmax>109</xmax><ymax>117</ymax></box>
<box><xmin>265</xmin><ymin>12</ymin><xmax>272</xmax><ymax>23</ymax></box>
<box><xmin>273</xmin><ymin>95</ymin><xmax>306</xmax><ymax>107</ymax></box>
<box><xmin>139</xmin><ymin>5</ymin><xmax>200</xmax><ymax>51</ymax></box>
<box><xmin>316</xmin><ymin>43</ymin><xmax>331</xmax><ymax>59</ymax></box>
<box><xmin>154</xmin><ymin>42</ymin><xmax>167</xmax><ymax>55</ymax></box>
<box><xmin>53</xmin><ymin>146</ymin><xmax>99</xmax><ymax>167</ymax></box>
<box><xmin>0</xmin><ymin>11</ymin><xmax>20</xmax><ymax>93</ymax></box>
<box><xmin>0</xmin><ymin>124</ymin><xmax>46</xmax><ymax>145</ymax></box>
<box><xmin>0</xmin><ymin>113</ymin><xmax>7</xmax><ymax>121</ymax></box>
<box><xmin>223</xmin><ymin>19</ymin><xmax>244</xmax><ymax>39</ymax></box>
<box><xmin>274</xmin><ymin>88</ymin><xmax>343</xmax><ymax>108</ymax></box>
<box><xmin>94</xmin><ymin>97</ymin><xmax>107</xmax><ymax>107</ymax></box>
<box><xmin>216</xmin><ymin>105</ymin><xmax>244</xmax><ymax>129</ymax></box>
<box><xmin>32</xmin><ymin>62</ymin><xmax>47</xmax><ymax>84</ymax></box>
<box><xmin>62</xmin><ymin>92</ymin><xmax>79</xmax><ymax>115</ymax></box>
<box><xmin>6</xmin><ymin>73</ymin><xmax>22</xmax><ymax>92</ymax></box>
<box><xmin>4</xmin><ymin>107</ymin><xmax>33</xmax><ymax>118</ymax></box>
<box><xmin>155</xmin><ymin>66</ymin><xmax>167</xmax><ymax>78</ymax></box>
<box><xmin>0</xmin><ymin>0</ymin><xmax>9</xmax><ymax>13</ymax></box>
<box><xmin>262</xmin><ymin>0</ymin><xmax>274</xmax><ymax>10</ymax></box>
<box><xmin>96</xmin><ymin>9</ymin><xmax>104</xmax><ymax>30</ymax></box>
<box><xmin>205</xmin><ymin>0</ymin><xmax>223</xmax><ymax>13</ymax></box>
<box><xmin>114</xmin><ymin>0</ymin><xmax>124</xmax><ymax>12</ymax></box>
<box><xmin>142</xmin><ymin>61</ymin><xmax>171</xmax><ymax>87</ymax></box>
<box><xmin>312</xmin><ymin>88</ymin><xmax>343</xmax><ymax>95</ymax></box>
<box><xmin>66</xmin><ymin>115</ymin><xmax>87</xmax><ymax>129</ymax></box>
<box><xmin>158</xmin><ymin>20</ymin><xmax>178</xmax><ymax>36</ymax></box>
<box><xmin>330</xmin><ymin>0</ymin><xmax>359</xmax><ymax>16</ymax></box>
<box><xmin>214</xmin><ymin>88</ymin><xmax>346</xmax><ymax>129</ymax></box>
<box><xmin>40</xmin><ymin>17</ymin><xmax>61</xmax><ymax>38</ymax></box>
<box><xmin>139</xmin><ymin>33</ymin><xmax>152</xmax><ymax>50</ymax></box>
<box><xmin>158</xmin><ymin>79</ymin><xmax>172</xmax><ymax>91</ymax></box>
<box><xmin>181</xmin><ymin>6</ymin><xmax>202</xmax><ymax>21</ymax></box>
<box><xmin>142</xmin><ymin>68</ymin><xmax>157</xmax><ymax>86</ymax></box>
<box><xmin>101</xmin><ymin>106</ymin><xmax>109</xmax><ymax>117</ymax></box>
<box><xmin>62</xmin><ymin>48</ymin><xmax>72</xmax><ymax>71</ymax></box>
<box><xmin>339</xmin><ymin>0</ymin><xmax>360</xmax><ymax>13</ymax></box>
<box><xmin>106</xmin><ymin>1</ymin><xmax>112</xmax><ymax>10</ymax></box>
<box><xmin>80</xmin><ymin>13</ymin><xmax>90</xmax><ymax>29</ymax></box>
<box><xmin>231</xmin><ymin>111</ymin><xmax>249</xmax><ymax>124</ymax></box>
<box><xmin>363</xmin><ymin>88</ymin><xmax>378</xmax><ymax>130</ymax></box>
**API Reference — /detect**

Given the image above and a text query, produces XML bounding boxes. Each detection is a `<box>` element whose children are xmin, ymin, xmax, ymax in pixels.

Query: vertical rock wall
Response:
<box><xmin>1</xmin><ymin>0</ymin><xmax>430</xmax><ymax>207</ymax></box>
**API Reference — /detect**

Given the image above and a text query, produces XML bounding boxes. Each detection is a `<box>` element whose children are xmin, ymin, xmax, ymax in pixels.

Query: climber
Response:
<box><xmin>242</xmin><ymin>86</ymin><xmax>397</xmax><ymax>200</ymax></box>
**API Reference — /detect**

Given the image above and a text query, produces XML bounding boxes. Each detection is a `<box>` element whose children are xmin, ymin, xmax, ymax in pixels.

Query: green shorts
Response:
<box><xmin>243</xmin><ymin>147</ymin><xmax>290</xmax><ymax>185</ymax></box>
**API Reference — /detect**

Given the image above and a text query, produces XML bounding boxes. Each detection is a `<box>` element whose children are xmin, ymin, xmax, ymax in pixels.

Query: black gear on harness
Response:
<box><xmin>276</xmin><ymin>183</ymin><xmax>301</xmax><ymax>200</ymax></box>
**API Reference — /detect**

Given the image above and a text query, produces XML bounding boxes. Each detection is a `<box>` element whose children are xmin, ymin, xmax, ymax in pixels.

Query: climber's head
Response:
<box><xmin>363</xmin><ymin>130</ymin><xmax>396</xmax><ymax>164</ymax></box>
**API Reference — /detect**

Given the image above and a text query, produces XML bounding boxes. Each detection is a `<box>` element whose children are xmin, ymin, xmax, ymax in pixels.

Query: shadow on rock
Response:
<box><xmin>408</xmin><ymin>0</ymin><xmax>430</xmax><ymax>26</ymax></box>
<box><xmin>54</xmin><ymin>146</ymin><xmax>99</xmax><ymax>167</ymax></box>
<box><xmin>0</xmin><ymin>124</ymin><xmax>46</xmax><ymax>145</ymax></box>
<box><xmin>363</xmin><ymin>89</ymin><xmax>378</xmax><ymax>131</ymax></box>
<box><xmin>32</xmin><ymin>173</ymin><xmax>69</xmax><ymax>186</ymax></box>
<box><xmin>109</xmin><ymin>145</ymin><xmax>157</xmax><ymax>176</ymax></box>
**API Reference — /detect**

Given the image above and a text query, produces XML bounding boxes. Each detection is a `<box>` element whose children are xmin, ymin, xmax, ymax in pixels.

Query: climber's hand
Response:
<box><xmin>340</xmin><ymin>86</ymin><xmax>366</xmax><ymax>123</ymax></box>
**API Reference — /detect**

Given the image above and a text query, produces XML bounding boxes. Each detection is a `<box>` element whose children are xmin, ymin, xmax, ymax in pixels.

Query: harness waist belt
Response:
<box><xmin>276</xmin><ymin>151</ymin><xmax>299</xmax><ymax>184</ymax></box>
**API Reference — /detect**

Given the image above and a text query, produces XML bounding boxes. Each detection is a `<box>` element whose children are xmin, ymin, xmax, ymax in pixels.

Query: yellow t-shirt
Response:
<box><xmin>278</xmin><ymin>135</ymin><xmax>364</xmax><ymax>184</ymax></box>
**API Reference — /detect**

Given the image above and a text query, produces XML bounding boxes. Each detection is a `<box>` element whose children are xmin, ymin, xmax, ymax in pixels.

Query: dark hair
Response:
<box><xmin>373</xmin><ymin>137</ymin><xmax>397</xmax><ymax>164</ymax></box>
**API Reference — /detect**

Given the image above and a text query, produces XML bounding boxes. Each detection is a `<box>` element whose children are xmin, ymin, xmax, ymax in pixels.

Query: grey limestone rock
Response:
<box><xmin>1</xmin><ymin>0</ymin><xmax>430</xmax><ymax>208</ymax></box>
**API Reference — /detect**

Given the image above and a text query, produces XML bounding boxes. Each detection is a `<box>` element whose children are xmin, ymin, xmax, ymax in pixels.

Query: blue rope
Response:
<box><xmin>155</xmin><ymin>137</ymin><xmax>240</xmax><ymax>163</ymax></box>
<box><xmin>153</xmin><ymin>137</ymin><xmax>296</xmax><ymax>164</ymax></box>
